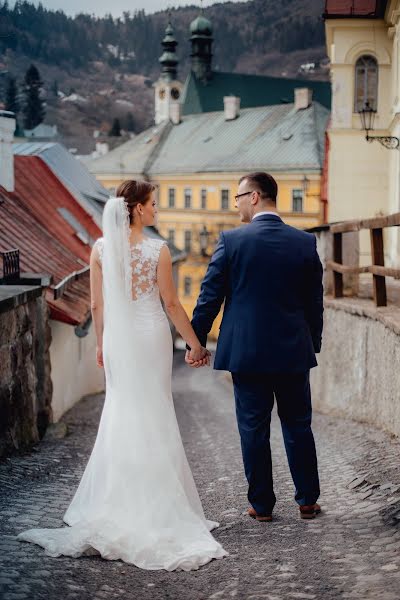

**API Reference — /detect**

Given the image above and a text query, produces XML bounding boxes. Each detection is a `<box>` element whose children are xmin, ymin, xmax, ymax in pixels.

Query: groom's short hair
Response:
<box><xmin>239</xmin><ymin>172</ymin><xmax>278</xmax><ymax>203</ymax></box>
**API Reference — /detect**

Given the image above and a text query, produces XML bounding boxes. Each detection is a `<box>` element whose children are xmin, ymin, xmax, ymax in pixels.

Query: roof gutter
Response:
<box><xmin>53</xmin><ymin>266</ymin><xmax>90</xmax><ymax>300</ymax></box>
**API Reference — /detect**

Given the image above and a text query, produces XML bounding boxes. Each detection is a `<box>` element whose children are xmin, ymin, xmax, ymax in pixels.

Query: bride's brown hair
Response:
<box><xmin>116</xmin><ymin>180</ymin><xmax>156</xmax><ymax>225</ymax></box>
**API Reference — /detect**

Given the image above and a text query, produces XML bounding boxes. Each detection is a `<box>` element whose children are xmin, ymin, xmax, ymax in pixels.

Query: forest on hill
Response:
<box><xmin>0</xmin><ymin>0</ymin><xmax>326</xmax><ymax>75</ymax></box>
<box><xmin>0</xmin><ymin>0</ymin><xmax>328</xmax><ymax>145</ymax></box>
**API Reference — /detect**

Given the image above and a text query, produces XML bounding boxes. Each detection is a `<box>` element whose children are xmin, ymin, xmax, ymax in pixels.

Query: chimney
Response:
<box><xmin>294</xmin><ymin>88</ymin><xmax>313</xmax><ymax>111</ymax></box>
<box><xmin>96</xmin><ymin>142</ymin><xmax>109</xmax><ymax>156</ymax></box>
<box><xmin>170</xmin><ymin>103</ymin><xmax>181</xmax><ymax>125</ymax></box>
<box><xmin>0</xmin><ymin>111</ymin><xmax>16</xmax><ymax>192</ymax></box>
<box><xmin>224</xmin><ymin>96</ymin><xmax>240</xmax><ymax>121</ymax></box>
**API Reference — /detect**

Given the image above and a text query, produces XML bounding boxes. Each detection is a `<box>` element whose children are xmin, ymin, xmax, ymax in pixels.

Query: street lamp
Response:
<box><xmin>302</xmin><ymin>175</ymin><xmax>309</xmax><ymax>196</ymax></box>
<box><xmin>359</xmin><ymin>101</ymin><xmax>399</xmax><ymax>150</ymax></box>
<box><xmin>199</xmin><ymin>225</ymin><xmax>209</xmax><ymax>257</ymax></box>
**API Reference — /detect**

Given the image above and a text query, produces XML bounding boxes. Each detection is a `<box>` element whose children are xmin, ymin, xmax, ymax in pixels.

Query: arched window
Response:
<box><xmin>355</xmin><ymin>55</ymin><xmax>378</xmax><ymax>112</ymax></box>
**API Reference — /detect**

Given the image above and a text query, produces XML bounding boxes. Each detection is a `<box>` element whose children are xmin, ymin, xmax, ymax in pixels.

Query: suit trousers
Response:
<box><xmin>232</xmin><ymin>371</ymin><xmax>320</xmax><ymax>515</ymax></box>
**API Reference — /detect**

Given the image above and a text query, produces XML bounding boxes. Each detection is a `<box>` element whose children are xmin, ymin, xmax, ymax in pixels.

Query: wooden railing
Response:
<box><xmin>327</xmin><ymin>213</ymin><xmax>400</xmax><ymax>307</ymax></box>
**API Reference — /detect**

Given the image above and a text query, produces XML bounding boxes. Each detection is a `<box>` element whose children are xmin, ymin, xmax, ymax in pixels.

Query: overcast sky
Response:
<box><xmin>12</xmin><ymin>0</ymin><xmax>246</xmax><ymax>18</ymax></box>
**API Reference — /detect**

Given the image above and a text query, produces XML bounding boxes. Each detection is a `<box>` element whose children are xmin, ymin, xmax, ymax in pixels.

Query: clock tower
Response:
<box><xmin>154</xmin><ymin>19</ymin><xmax>182</xmax><ymax>125</ymax></box>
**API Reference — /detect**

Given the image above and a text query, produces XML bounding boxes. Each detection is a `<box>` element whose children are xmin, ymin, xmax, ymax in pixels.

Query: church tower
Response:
<box><xmin>154</xmin><ymin>19</ymin><xmax>183</xmax><ymax>125</ymax></box>
<box><xmin>190</xmin><ymin>12</ymin><xmax>213</xmax><ymax>82</ymax></box>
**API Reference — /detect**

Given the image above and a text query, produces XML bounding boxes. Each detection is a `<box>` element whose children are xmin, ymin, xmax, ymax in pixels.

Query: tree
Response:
<box><xmin>51</xmin><ymin>79</ymin><xmax>59</xmax><ymax>98</ymax></box>
<box><xmin>108</xmin><ymin>117</ymin><xmax>121</xmax><ymax>136</ymax></box>
<box><xmin>124</xmin><ymin>112</ymin><xmax>135</xmax><ymax>132</ymax></box>
<box><xmin>22</xmin><ymin>64</ymin><xmax>46</xmax><ymax>130</ymax></box>
<box><xmin>5</xmin><ymin>76</ymin><xmax>19</xmax><ymax>116</ymax></box>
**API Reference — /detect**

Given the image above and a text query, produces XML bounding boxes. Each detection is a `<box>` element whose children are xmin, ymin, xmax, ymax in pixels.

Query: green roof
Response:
<box><xmin>182</xmin><ymin>71</ymin><xmax>331</xmax><ymax>115</ymax></box>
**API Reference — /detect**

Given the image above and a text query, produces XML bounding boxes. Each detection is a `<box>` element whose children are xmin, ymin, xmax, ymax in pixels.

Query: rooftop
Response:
<box><xmin>323</xmin><ymin>0</ymin><xmax>387</xmax><ymax>18</ymax></box>
<box><xmin>13</xmin><ymin>142</ymin><xmax>109</xmax><ymax>228</ymax></box>
<box><xmin>0</xmin><ymin>156</ymin><xmax>102</xmax><ymax>325</ymax></box>
<box><xmin>182</xmin><ymin>71</ymin><xmax>331</xmax><ymax>116</ymax></box>
<box><xmin>86</xmin><ymin>101</ymin><xmax>329</xmax><ymax>178</ymax></box>
<box><xmin>88</xmin><ymin>120</ymin><xmax>171</xmax><ymax>178</ymax></box>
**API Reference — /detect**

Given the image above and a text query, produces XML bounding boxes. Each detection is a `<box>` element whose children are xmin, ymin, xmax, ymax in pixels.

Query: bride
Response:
<box><xmin>17</xmin><ymin>180</ymin><xmax>227</xmax><ymax>571</ymax></box>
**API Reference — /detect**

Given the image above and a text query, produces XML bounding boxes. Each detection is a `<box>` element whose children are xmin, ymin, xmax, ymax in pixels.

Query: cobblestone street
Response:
<box><xmin>0</xmin><ymin>351</ymin><xmax>400</xmax><ymax>600</ymax></box>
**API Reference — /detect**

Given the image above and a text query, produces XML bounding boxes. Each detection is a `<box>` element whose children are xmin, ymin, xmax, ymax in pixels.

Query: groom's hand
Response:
<box><xmin>185</xmin><ymin>348</ymin><xmax>211</xmax><ymax>368</ymax></box>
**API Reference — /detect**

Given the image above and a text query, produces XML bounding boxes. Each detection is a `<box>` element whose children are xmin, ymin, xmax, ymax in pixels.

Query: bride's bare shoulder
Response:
<box><xmin>91</xmin><ymin>237</ymin><xmax>104</xmax><ymax>265</ymax></box>
<box><xmin>157</xmin><ymin>242</ymin><xmax>171</xmax><ymax>265</ymax></box>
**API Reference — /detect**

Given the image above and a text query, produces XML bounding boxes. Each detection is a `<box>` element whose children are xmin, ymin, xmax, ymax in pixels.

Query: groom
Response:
<box><xmin>186</xmin><ymin>172</ymin><xmax>323</xmax><ymax>521</ymax></box>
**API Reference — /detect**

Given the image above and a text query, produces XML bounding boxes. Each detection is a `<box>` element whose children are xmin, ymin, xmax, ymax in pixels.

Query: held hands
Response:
<box><xmin>185</xmin><ymin>345</ymin><xmax>211</xmax><ymax>368</ymax></box>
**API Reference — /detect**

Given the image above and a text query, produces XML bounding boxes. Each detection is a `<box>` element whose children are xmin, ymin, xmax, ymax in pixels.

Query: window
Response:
<box><xmin>184</xmin><ymin>188</ymin><xmax>192</xmax><ymax>209</ymax></box>
<box><xmin>184</xmin><ymin>230</ymin><xmax>192</xmax><ymax>253</ymax></box>
<box><xmin>292</xmin><ymin>189</ymin><xmax>303</xmax><ymax>213</ymax></box>
<box><xmin>221</xmin><ymin>189</ymin><xmax>230</xmax><ymax>211</ymax></box>
<box><xmin>184</xmin><ymin>276</ymin><xmax>192</xmax><ymax>297</ymax></box>
<box><xmin>200</xmin><ymin>188</ymin><xmax>207</xmax><ymax>209</ymax></box>
<box><xmin>168</xmin><ymin>229</ymin><xmax>175</xmax><ymax>245</ymax></box>
<box><xmin>355</xmin><ymin>55</ymin><xmax>378</xmax><ymax>112</ymax></box>
<box><xmin>168</xmin><ymin>188</ymin><xmax>176</xmax><ymax>208</ymax></box>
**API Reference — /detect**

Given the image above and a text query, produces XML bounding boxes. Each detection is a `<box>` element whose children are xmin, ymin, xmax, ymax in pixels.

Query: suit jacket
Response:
<box><xmin>191</xmin><ymin>214</ymin><xmax>324</xmax><ymax>373</ymax></box>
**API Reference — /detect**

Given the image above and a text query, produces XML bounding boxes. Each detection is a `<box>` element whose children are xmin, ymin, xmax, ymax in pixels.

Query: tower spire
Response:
<box><xmin>159</xmin><ymin>14</ymin><xmax>178</xmax><ymax>82</ymax></box>
<box><xmin>190</xmin><ymin>6</ymin><xmax>213</xmax><ymax>82</ymax></box>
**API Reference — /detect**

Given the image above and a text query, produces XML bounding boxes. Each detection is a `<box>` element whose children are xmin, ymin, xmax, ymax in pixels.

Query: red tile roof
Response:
<box><xmin>324</xmin><ymin>0</ymin><xmax>387</xmax><ymax>17</ymax></box>
<box><xmin>0</xmin><ymin>156</ymin><xmax>102</xmax><ymax>325</ymax></box>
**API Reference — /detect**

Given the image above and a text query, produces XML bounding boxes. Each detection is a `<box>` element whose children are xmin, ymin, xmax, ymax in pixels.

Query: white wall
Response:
<box><xmin>49</xmin><ymin>320</ymin><xmax>104</xmax><ymax>421</ymax></box>
<box><xmin>311</xmin><ymin>302</ymin><xmax>400</xmax><ymax>438</ymax></box>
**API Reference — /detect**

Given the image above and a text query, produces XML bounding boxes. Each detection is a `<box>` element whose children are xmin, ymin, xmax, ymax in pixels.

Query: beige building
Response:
<box><xmin>324</xmin><ymin>0</ymin><xmax>400</xmax><ymax>264</ymax></box>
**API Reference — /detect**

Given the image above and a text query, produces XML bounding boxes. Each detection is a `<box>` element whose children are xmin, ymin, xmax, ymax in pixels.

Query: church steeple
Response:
<box><xmin>190</xmin><ymin>8</ymin><xmax>213</xmax><ymax>82</ymax></box>
<box><xmin>154</xmin><ymin>14</ymin><xmax>183</xmax><ymax>125</ymax></box>
<box><xmin>159</xmin><ymin>17</ymin><xmax>178</xmax><ymax>82</ymax></box>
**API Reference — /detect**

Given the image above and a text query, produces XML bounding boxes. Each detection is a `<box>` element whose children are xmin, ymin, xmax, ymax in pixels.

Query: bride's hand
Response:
<box><xmin>185</xmin><ymin>347</ymin><xmax>211</xmax><ymax>368</ymax></box>
<box><xmin>188</xmin><ymin>344</ymin><xmax>207</xmax><ymax>362</ymax></box>
<box><xmin>96</xmin><ymin>346</ymin><xmax>104</xmax><ymax>368</ymax></box>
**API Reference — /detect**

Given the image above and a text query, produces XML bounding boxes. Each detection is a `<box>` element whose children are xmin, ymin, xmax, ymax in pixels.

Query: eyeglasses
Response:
<box><xmin>234</xmin><ymin>190</ymin><xmax>259</xmax><ymax>201</ymax></box>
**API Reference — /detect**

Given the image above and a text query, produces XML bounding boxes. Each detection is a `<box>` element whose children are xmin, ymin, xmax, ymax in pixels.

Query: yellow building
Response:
<box><xmin>88</xmin><ymin>97</ymin><xmax>328</xmax><ymax>338</ymax></box>
<box><xmin>324</xmin><ymin>0</ymin><xmax>400</xmax><ymax>265</ymax></box>
<box><xmin>85</xmin><ymin>13</ymin><xmax>330</xmax><ymax>340</ymax></box>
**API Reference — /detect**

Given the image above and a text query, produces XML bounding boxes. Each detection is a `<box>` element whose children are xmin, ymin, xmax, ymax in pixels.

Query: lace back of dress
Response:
<box><xmin>129</xmin><ymin>238</ymin><xmax>165</xmax><ymax>301</ymax></box>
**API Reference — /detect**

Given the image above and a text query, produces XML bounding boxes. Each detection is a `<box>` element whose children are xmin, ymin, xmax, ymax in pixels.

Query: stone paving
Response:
<box><xmin>0</xmin><ymin>350</ymin><xmax>400</xmax><ymax>600</ymax></box>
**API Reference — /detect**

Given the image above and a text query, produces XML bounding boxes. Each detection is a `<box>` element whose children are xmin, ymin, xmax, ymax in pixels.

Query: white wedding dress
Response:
<box><xmin>17</xmin><ymin>197</ymin><xmax>227</xmax><ymax>571</ymax></box>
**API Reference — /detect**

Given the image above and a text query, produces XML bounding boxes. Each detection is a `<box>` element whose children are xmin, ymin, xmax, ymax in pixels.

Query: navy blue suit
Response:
<box><xmin>191</xmin><ymin>214</ymin><xmax>323</xmax><ymax>514</ymax></box>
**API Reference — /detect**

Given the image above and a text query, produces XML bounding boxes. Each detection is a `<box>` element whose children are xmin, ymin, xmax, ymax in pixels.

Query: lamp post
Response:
<box><xmin>199</xmin><ymin>225</ymin><xmax>209</xmax><ymax>257</ymax></box>
<box><xmin>302</xmin><ymin>175</ymin><xmax>309</xmax><ymax>196</ymax></box>
<box><xmin>359</xmin><ymin>101</ymin><xmax>399</xmax><ymax>150</ymax></box>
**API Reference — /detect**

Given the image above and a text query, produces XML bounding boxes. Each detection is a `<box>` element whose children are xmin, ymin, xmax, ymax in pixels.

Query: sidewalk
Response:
<box><xmin>0</xmin><ymin>351</ymin><xmax>399</xmax><ymax>600</ymax></box>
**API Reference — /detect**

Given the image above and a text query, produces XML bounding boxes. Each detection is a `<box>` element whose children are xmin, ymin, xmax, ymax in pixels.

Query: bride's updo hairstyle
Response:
<box><xmin>116</xmin><ymin>179</ymin><xmax>156</xmax><ymax>225</ymax></box>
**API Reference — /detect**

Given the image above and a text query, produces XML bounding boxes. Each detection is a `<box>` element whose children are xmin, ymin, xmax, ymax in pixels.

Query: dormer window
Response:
<box><xmin>355</xmin><ymin>55</ymin><xmax>378</xmax><ymax>112</ymax></box>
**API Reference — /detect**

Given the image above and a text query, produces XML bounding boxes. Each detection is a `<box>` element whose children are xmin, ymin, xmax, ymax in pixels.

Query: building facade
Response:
<box><xmin>324</xmin><ymin>0</ymin><xmax>400</xmax><ymax>264</ymax></box>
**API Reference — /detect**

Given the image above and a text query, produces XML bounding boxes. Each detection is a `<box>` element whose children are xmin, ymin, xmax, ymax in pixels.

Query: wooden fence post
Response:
<box><xmin>333</xmin><ymin>232</ymin><xmax>343</xmax><ymax>298</ymax></box>
<box><xmin>370</xmin><ymin>228</ymin><xmax>387</xmax><ymax>307</ymax></box>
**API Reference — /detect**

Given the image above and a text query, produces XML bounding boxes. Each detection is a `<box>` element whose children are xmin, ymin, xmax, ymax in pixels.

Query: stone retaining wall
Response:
<box><xmin>0</xmin><ymin>286</ymin><xmax>52</xmax><ymax>457</ymax></box>
<box><xmin>311</xmin><ymin>297</ymin><xmax>400</xmax><ymax>438</ymax></box>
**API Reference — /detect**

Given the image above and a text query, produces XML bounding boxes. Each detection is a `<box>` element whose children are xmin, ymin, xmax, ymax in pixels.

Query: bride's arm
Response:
<box><xmin>90</xmin><ymin>244</ymin><xmax>104</xmax><ymax>368</ymax></box>
<box><xmin>157</xmin><ymin>245</ymin><xmax>208</xmax><ymax>364</ymax></box>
